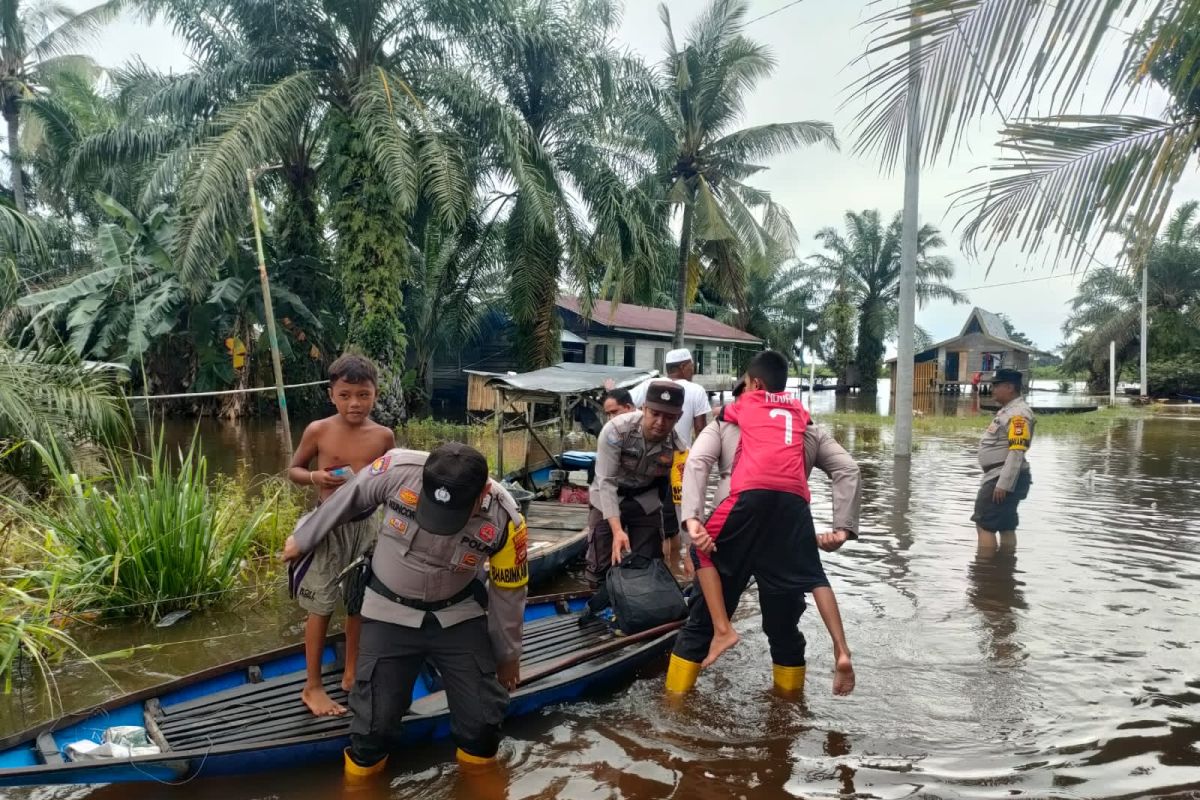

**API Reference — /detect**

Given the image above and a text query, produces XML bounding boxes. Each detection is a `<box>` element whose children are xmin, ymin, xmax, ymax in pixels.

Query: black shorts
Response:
<box><xmin>696</xmin><ymin>489</ymin><xmax>829</xmax><ymax>594</ymax></box>
<box><xmin>972</xmin><ymin>471</ymin><xmax>1032</xmax><ymax>533</ymax></box>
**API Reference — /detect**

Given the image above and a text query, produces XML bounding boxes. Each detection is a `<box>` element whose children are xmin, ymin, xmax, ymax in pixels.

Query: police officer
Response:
<box><xmin>282</xmin><ymin>443</ymin><xmax>527</xmax><ymax>778</ymax></box>
<box><xmin>973</xmin><ymin>368</ymin><xmax>1035</xmax><ymax>553</ymax></box>
<box><xmin>582</xmin><ymin>380</ymin><xmax>687</xmax><ymax>618</ymax></box>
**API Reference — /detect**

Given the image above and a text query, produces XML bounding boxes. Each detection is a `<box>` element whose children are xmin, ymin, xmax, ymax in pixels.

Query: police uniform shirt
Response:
<box><xmin>291</xmin><ymin>449</ymin><xmax>527</xmax><ymax>665</ymax></box>
<box><xmin>978</xmin><ymin>396</ymin><xmax>1036</xmax><ymax>491</ymax></box>
<box><xmin>590</xmin><ymin>411</ymin><xmax>683</xmax><ymax>520</ymax></box>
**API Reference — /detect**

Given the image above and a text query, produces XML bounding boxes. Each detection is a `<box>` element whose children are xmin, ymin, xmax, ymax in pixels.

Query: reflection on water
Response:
<box><xmin>4</xmin><ymin>418</ymin><xmax>1200</xmax><ymax>799</ymax></box>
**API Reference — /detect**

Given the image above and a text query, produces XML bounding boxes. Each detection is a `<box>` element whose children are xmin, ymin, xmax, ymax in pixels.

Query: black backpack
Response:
<box><xmin>607</xmin><ymin>554</ymin><xmax>687</xmax><ymax>635</ymax></box>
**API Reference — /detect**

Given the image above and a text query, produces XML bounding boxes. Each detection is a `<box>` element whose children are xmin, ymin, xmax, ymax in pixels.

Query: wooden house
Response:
<box><xmin>886</xmin><ymin>308</ymin><xmax>1039</xmax><ymax>394</ymax></box>
<box><xmin>555</xmin><ymin>296</ymin><xmax>761</xmax><ymax>392</ymax></box>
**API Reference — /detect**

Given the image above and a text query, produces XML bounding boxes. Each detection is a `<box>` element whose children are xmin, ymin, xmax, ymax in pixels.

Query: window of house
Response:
<box><xmin>716</xmin><ymin>347</ymin><xmax>732</xmax><ymax>375</ymax></box>
<box><xmin>693</xmin><ymin>344</ymin><xmax>706</xmax><ymax>374</ymax></box>
<box><xmin>623</xmin><ymin>340</ymin><xmax>636</xmax><ymax>367</ymax></box>
<box><xmin>654</xmin><ymin>347</ymin><xmax>665</xmax><ymax>372</ymax></box>
<box><xmin>593</xmin><ymin>344</ymin><xmax>609</xmax><ymax>365</ymax></box>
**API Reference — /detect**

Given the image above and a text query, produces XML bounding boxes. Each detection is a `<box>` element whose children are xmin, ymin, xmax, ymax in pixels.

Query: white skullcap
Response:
<box><xmin>664</xmin><ymin>348</ymin><xmax>692</xmax><ymax>365</ymax></box>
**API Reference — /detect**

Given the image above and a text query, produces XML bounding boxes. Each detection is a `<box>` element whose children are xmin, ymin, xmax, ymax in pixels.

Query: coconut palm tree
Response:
<box><xmin>431</xmin><ymin>0</ymin><xmax>662</xmax><ymax>368</ymax></box>
<box><xmin>811</xmin><ymin>209</ymin><xmax>967</xmax><ymax>389</ymax></box>
<box><xmin>1062</xmin><ymin>202</ymin><xmax>1200</xmax><ymax>389</ymax></box>
<box><xmin>850</xmin><ymin>1</ymin><xmax>1200</xmax><ymax>267</ymax></box>
<box><xmin>1</xmin><ymin>0</ymin><xmax>122</xmax><ymax>212</ymax></box>
<box><xmin>635</xmin><ymin>0</ymin><xmax>837</xmax><ymax>347</ymax></box>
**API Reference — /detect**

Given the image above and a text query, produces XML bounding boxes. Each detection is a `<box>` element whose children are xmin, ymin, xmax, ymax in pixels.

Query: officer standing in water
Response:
<box><xmin>581</xmin><ymin>380</ymin><xmax>687</xmax><ymax>620</ymax></box>
<box><xmin>282</xmin><ymin>443</ymin><xmax>527</xmax><ymax>779</ymax></box>
<box><xmin>973</xmin><ymin>368</ymin><xmax>1035</xmax><ymax>554</ymax></box>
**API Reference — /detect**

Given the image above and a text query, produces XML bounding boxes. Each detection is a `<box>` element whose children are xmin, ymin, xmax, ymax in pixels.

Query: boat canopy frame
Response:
<box><xmin>465</xmin><ymin>363</ymin><xmax>657</xmax><ymax>479</ymax></box>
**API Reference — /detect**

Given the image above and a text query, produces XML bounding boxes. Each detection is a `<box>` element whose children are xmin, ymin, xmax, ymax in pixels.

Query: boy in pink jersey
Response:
<box><xmin>686</xmin><ymin>352</ymin><xmax>854</xmax><ymax>692</ymax></box>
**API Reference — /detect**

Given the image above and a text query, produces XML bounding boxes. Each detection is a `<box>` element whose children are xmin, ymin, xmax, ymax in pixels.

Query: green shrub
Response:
<box><xmin>1148</xmin><ymin>357</ymin><xmax>1200</xmax><ymax>397</ymax></box>
<box><xmin>211</xmin><ymin>470</ymin><xmax>306</xmax><ymax>562</ymax></box>
<box><xmin>5</xmin><ymin>436</ymin><xmax>269</xmax><ymax>621</ymax></box>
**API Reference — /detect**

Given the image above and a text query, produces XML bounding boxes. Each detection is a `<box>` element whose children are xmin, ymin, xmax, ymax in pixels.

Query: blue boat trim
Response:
<box><xmin>0</xmin><ymin>591</ymin><xmax>680</xmax><ymax>787</ymax></box>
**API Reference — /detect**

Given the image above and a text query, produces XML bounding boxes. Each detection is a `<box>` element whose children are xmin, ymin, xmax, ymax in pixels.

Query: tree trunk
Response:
<box><xmin>673</xmin><ymin>203</ymin><xmax>694</xmax><ymax>349</ymax></box>
<box><xmin>6</xmin><ymin>108</ymin><xmax>25</xmax><ymax>212</ymax></box>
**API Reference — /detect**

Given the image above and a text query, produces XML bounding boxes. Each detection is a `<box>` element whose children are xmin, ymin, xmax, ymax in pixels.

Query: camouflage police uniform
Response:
<box><xmin>290</xmin><ymin>446</ymin><xmax>527</xmax><ymax>767</ymax></box>
<box><xmin>972</xmin><ymin>389</ymin><xmax>1036</xmax><ymax>533</ymax></box>
<box><xmin>584</xmin><ymin>382</ymin><xmax>685</xmax><ymax>614</ymax></box>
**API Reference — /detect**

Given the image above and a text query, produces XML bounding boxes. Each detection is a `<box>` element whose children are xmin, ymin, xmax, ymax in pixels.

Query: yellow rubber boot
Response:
<box><xmin>456</xmin><ymin>749</ymin><xmax>506</xmax><ymax>800</ymax></box>
<box><xmin>772</xmin><ymin>663</ymin><xmax>806</xmax><ymax>697</ymax></box>
<box><xmin>343</xmin><ymin>748</ymin><xmax>387</xmax><ymax>783</ymax></box>
<box><xmin>664</xmin><ymin>654</ymin><xmax>702</xmax><ymax>694</ymax></box>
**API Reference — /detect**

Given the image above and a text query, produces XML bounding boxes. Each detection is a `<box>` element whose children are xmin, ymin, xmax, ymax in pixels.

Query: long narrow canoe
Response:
<box><xmin>0</xmin><ymin>591</ymin><xmax>681</xmax><ymax>787</ymax></box>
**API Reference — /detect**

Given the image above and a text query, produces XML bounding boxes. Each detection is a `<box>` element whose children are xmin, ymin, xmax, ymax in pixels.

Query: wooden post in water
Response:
<box><xmin>494</xmin><ymin>388</ymin><xmax>504</xmax><ymax>479</ymax></box>
<box><xmin>1110</xmin><ymin>340</ymin><xmax>1116</xmax><ymax>406</ymax></box>
<box><xmin>246</xmin><ymin>167</ymin><xmax>293</xmax><ymax>456</ymax></box>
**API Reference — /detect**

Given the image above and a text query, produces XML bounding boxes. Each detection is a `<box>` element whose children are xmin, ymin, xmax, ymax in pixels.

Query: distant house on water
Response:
<box><xmin>886</xmin><ymin>307</ymin><xmax>1040</xmax><ymax>394</ymax></box>
<box><xmin>428</xmin><ymin>297</ymin><xmax>761</xmax><ymax>417</ymax></box>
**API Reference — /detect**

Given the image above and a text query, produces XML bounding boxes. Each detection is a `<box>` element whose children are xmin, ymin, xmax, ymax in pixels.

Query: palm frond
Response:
<box><xmin>849</xmin><ymin>0</ymin><xmax>1136</xmax><ymax>167</ymax></box>
<box><xmin>953</xmin><ymin>114</ymin><xmax>1198</xmax><ymax>266</ymax></box>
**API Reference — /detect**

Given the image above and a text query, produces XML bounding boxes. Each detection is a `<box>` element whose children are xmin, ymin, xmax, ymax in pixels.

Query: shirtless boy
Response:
<box><xmin>287</xmin><ymin>354</ymin><xmax>395</xmax><ymax>716</ymax></box>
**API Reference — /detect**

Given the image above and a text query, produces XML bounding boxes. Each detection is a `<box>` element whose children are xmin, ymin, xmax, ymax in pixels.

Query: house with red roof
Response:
<box><xmin>555</xmin><ymin>296</ymin><xmax>761</xmax><ymax>384</ymax></box>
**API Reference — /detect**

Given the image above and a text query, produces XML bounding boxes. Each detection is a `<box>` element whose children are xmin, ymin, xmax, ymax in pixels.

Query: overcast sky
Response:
<box><xmin>66</xmin><ymin>0</ymin><xmax>1200</xmax><ymax>354</ymax></box>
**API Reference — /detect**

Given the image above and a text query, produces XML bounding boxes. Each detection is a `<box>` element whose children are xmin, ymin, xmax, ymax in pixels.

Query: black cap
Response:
<box><xmin>732</xmin><ymin>377</ymin><xmax>746</xmax><ymax>397</ymax></box>
<box><xmin>993</xmin><ymin>368</ymin><xmax>1023</xmax><ymax>388</ymax></box>
<box><xmin>415</xmin><ymin>443</ymin><xmax>489</xmax><ymax>535</ymax></box>
<box><xmin>643</xmin><ymin>380</ymin><xmax>685</xmax><ymax>415</ymax></box>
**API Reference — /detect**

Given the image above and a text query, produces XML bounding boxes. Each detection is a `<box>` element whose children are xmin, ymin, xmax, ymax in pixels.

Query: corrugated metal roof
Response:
<box><xmin>557</xmin><ymin>296</ymin><xmax>760</xmax><ymax>343</ymax></box>
<box><xmin>466</xmin><ymin>362</ymin><xmax>657</xmax><ymax>401</ymax></box>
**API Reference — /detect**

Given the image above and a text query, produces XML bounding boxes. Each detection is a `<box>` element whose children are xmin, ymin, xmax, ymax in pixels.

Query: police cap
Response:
<box><xmin>415</xmin><ymin>442</ymin><xmax>489</xmax><ymax>535</ymax></box>
<box><xmin>993</xmin><ymin>368</ymin><xmax>1023</xmax><ymax>388</ymax></box>
<box><xmin>643</xmin><ymin>380</ymin><xmax>684</xmax><ymax>415</ymax></box>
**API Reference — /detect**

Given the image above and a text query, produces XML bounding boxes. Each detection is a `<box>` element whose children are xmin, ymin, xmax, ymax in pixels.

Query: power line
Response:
<box><xmin>957</xmin><ymin>273</ymin><xmax>1078</xmax><ymax>292</ymax></box>
<box><xmin>748</xmin><ymin>0</ymin><xmax>807</xmax><ymax>25</ymax></box>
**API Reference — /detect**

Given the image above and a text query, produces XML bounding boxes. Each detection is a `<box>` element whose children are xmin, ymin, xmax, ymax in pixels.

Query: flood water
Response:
<box><xmin>4</xmin><ymin>408</ymin><xmax>1200</xmax><ymax>798</ymax></box>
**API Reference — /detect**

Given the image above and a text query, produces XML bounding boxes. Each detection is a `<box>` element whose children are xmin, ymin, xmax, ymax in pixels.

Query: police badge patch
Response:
<box><xmin>369</xmin><ymin>455</ymin><xmax>392</xmax><ymax>475</ymax></box>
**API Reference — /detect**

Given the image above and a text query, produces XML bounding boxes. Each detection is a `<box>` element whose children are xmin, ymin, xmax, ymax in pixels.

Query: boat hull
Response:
<box><xmin>0</xmin><ymin>593</ymin><xmax>678</xmax><ymax>787</ymax></box>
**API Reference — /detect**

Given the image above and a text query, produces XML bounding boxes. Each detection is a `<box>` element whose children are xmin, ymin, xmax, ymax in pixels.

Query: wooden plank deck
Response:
<box><xmin>525</xmin><ymin>502</ymin><xmax>590</xmax><ymax>543</ymax></box>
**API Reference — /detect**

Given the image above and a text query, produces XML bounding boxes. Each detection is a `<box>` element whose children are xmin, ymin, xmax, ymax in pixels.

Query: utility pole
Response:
<box><xmin>247</xmin><ymin>166</ymin><xmax>294</xmax><ymax>456</ymax></box>
<box><xmin>894</xmin><ymin>20</ymin><xmax>921</xmax><ymax>457</ymax></box>
<box><xmin>1140</xmin><ymin>261</ymin><xmax>1149</xmax><ymax>397</ymax></box>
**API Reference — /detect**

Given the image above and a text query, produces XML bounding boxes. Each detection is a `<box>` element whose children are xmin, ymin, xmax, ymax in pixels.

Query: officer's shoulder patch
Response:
<box><xmin>369</xmin><ymin>455</ymin><xmax>392</xmax><ymax>475</ymax></box>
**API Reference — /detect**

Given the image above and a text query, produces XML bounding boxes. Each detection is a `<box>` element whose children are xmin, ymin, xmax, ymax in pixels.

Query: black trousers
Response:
<box><xmin>585</xmin><ymin>497</ymin><xmax>666</xmax><ymax>613</ymax></box>
<box><xmin>349</xmin><ymin>615</ymin><xmax>508</xmax><ymax>764</ymax></box>
<box><xmin>673</xmin><ymin>490</ymin><xmax>827</xmax><ymax>667</ymax></box>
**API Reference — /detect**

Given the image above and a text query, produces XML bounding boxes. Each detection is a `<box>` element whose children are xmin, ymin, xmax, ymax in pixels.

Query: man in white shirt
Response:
<box><xmin>629</xmin><ymin>348</ymin><xmax>712</xmax><ymax>448</ymax></box>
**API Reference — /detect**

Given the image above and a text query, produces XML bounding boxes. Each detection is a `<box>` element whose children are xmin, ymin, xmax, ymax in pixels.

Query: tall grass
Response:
<box><xmin>5</xmin><ymin>436</ymin><xmax>272</xmax><ymax>621</ymax></box>
<box><xmin>0</xmin><ymin>564</ymin><xmax>97</xmax><ymax>702</ymax></box>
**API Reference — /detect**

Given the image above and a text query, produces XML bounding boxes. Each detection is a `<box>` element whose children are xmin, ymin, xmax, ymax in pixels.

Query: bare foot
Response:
<box><xmin>301</xmin><ymin>684</ymin><xmax>347</xmax><ymax>716</ymax></box>
<box><xmin>701</xmin><ymin>628</ymin><xmax>740</xmax><ymax>668</ymax></box>
<box><xmin>833</xmin><ymin>653</ymin><xmax>855</xmax><ymax>696</ymax></box>
<box><xmin>341</xmin><ymin>671</ymin><xmax>355</xmax><ymax>695</ymax></box>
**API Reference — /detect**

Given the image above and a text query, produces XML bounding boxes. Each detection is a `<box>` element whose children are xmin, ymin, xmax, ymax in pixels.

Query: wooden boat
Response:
<box><xmin>525</xmin><ymin>502</ymin><xmax>589</xmax><ymax>586</ymax></box>
<box><xmin>0</xmin><ymin>591</ymin><xmax>682</xmax><ymax>787</ymax></box>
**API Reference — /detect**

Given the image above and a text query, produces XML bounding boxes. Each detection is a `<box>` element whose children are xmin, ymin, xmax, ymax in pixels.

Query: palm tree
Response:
<box><xmin>638</xmin><ymin>0</ymin><xmax>837</xmax><ymax>347</ymax></box>
<box><xmin>811</xmin><ymin>210</ymin><xmax>967</xmax><ymax>390</ymax></box>
<box><xmin>850</xmin><ymin>1</ymin><xmax>1200</xmax><ymax>268</ymax></box>
<box><xmin>107</xmin><ymin>0</ymin><xmax>465</xmax><ymax>421</ymax></box>
<box><xmin>1</xmin><ymin>0</ymin><xmax>122</xmax><ymax>211</ymax></box>
<box><xmin>1062</xmin><ymin>202</ymin><xmax>1200</xmax><ymax>389</ymax></box>
<box><xmin>432</xmin><ymin>0</ymin><xmax>661</xmax><ymax>368</ymax></box>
